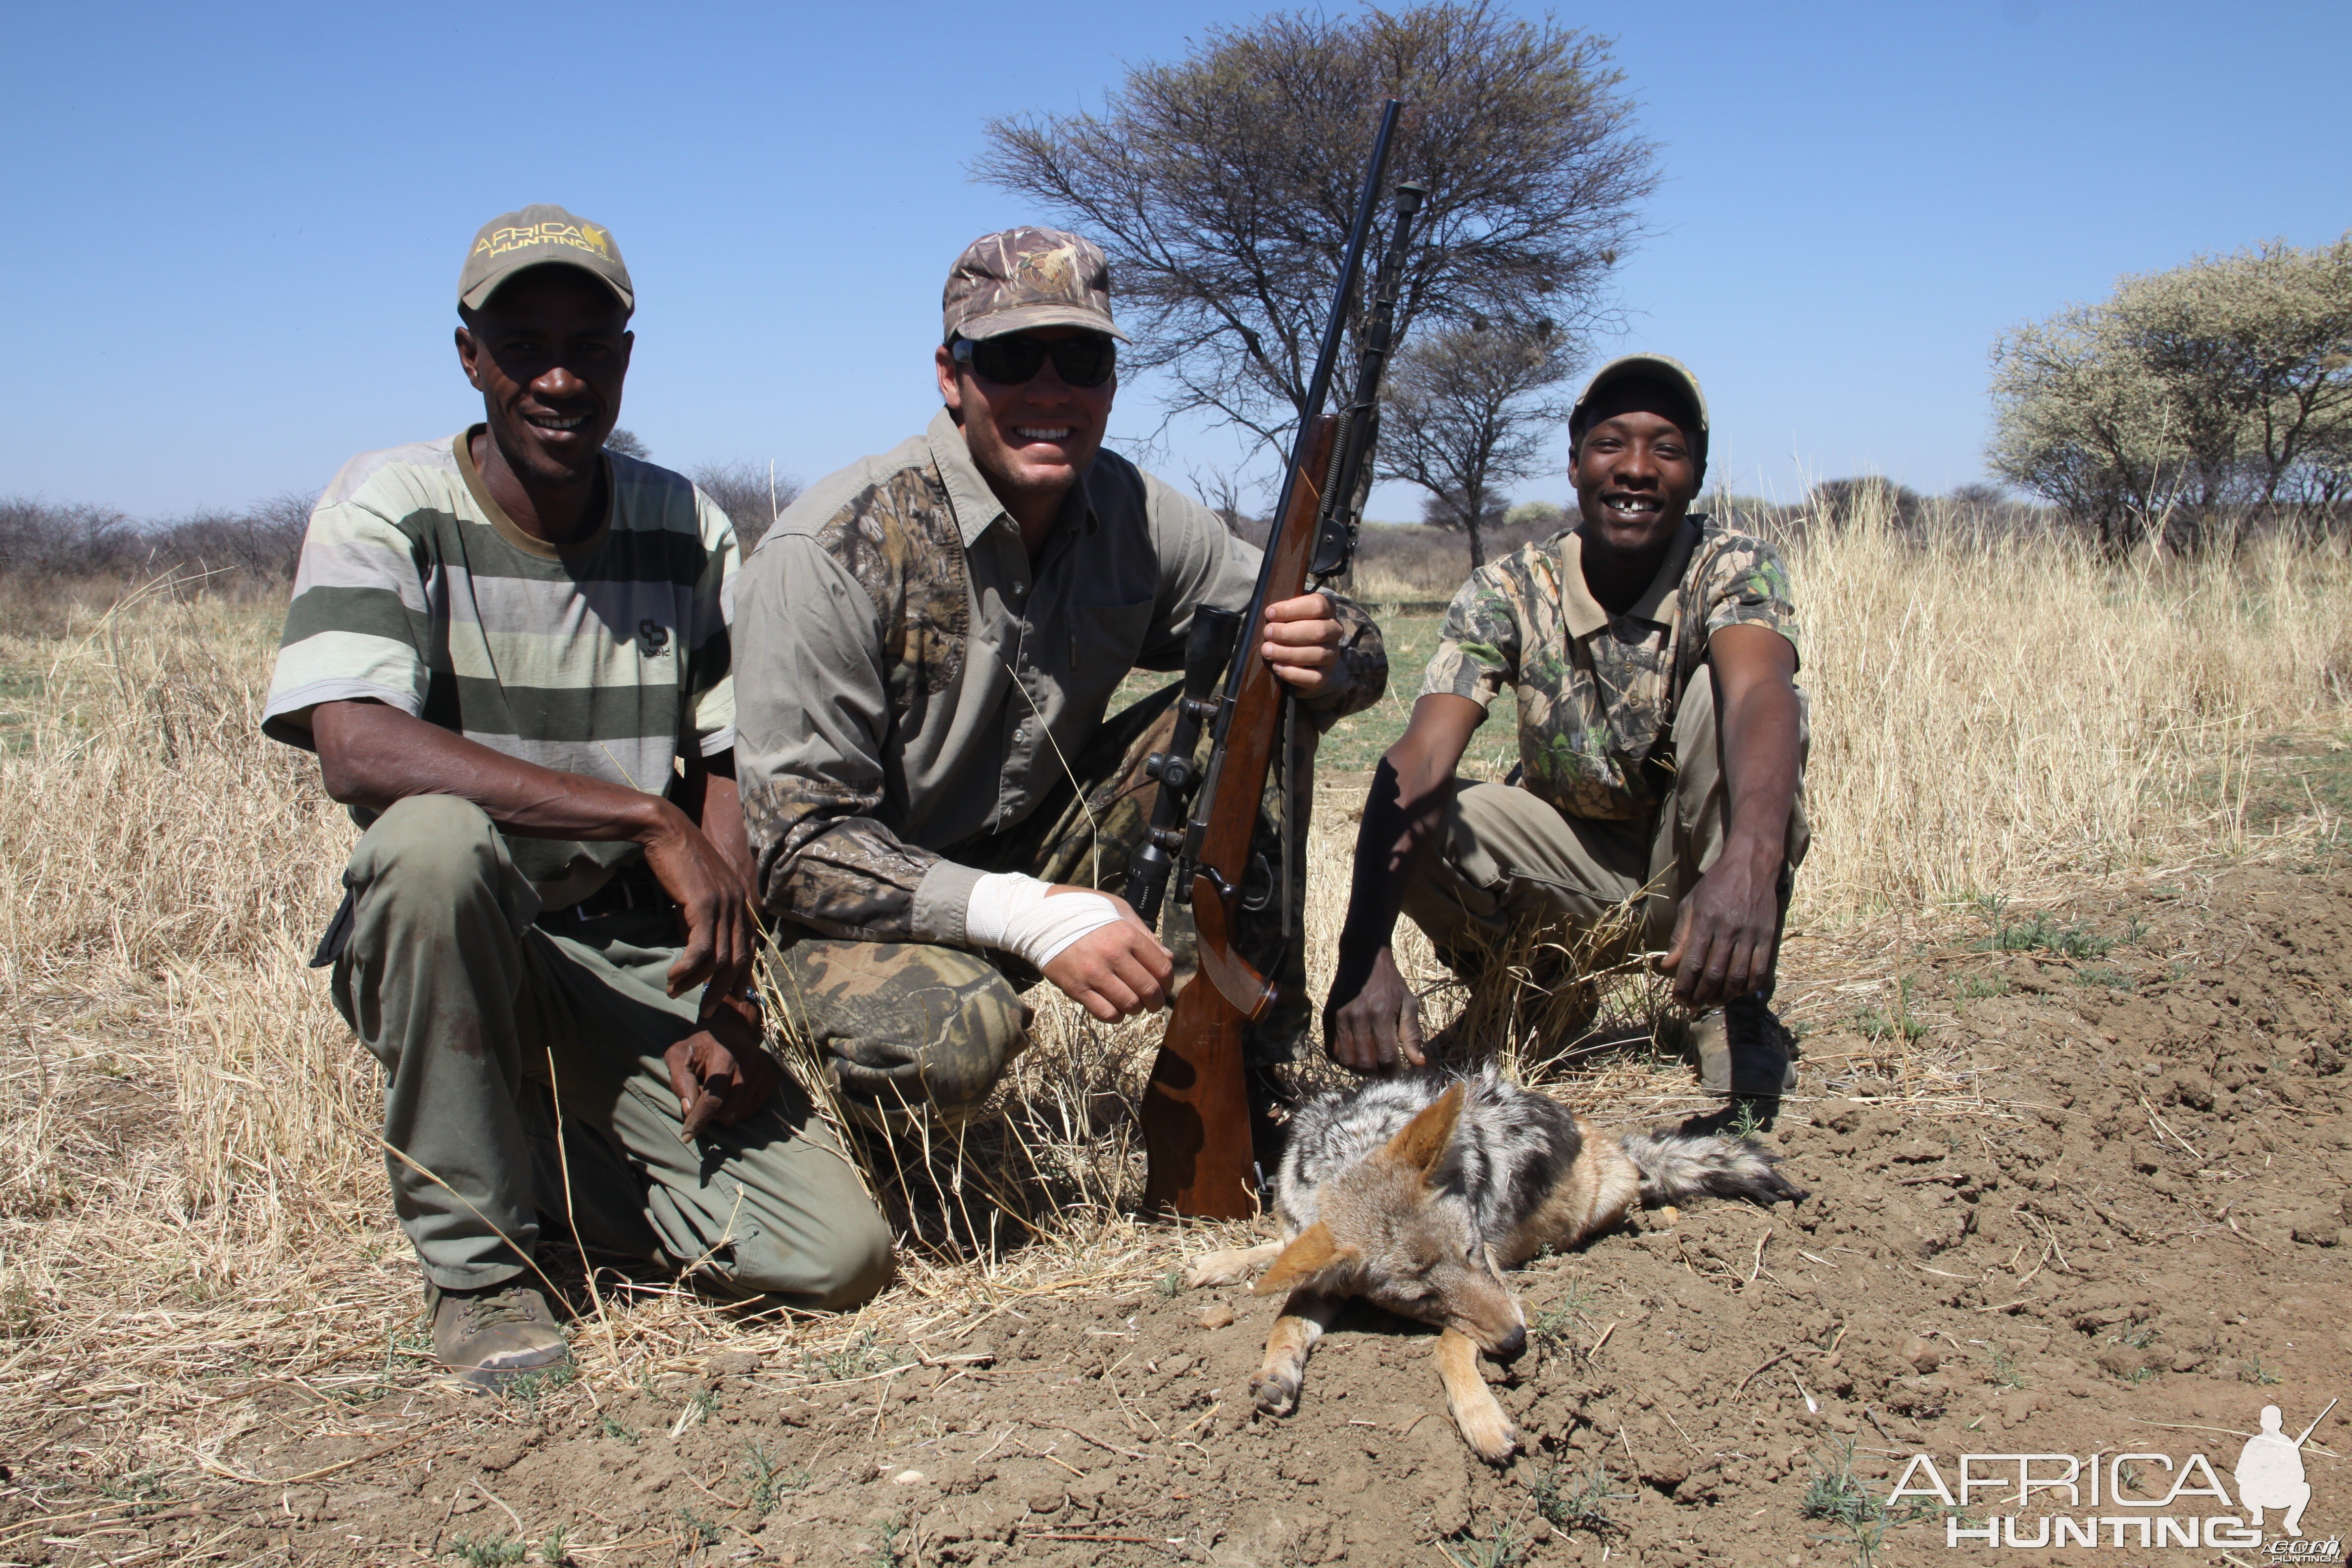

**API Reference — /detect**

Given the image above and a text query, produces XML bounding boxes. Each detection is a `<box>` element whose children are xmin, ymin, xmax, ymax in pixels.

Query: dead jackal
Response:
<box><xmin>1187</xmin><ymin>1066</ymin><xmax>1804</xmax><ymax>1462</ymax></box>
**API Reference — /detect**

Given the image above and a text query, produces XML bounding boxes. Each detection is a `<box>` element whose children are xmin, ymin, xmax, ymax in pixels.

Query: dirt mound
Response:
<box><xmin>10</xmin><ymin>863</ymin><xmax>2351</xmax><ymax>1566</ymax></box>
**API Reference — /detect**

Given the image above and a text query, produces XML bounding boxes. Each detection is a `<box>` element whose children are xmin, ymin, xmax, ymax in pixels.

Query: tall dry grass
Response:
<box><xmin>2</xmin><ymin>504</ymin><xmax>2348</xmax><ymax>1490</ymax></box>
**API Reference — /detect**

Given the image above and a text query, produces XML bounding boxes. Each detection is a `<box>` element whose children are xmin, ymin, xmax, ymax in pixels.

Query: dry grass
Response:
<box><xmin>3</xmin><ymin>500</ymin><xmax>2349</xmax><ymax>1501</ymax></box>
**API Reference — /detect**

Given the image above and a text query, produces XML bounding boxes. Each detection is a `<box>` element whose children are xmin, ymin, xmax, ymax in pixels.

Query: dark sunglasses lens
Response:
<box><xmin>968</xmin><ymin>335</ymin><xmax>1115</xmax><ymax>388</ymax></box>
<box><xmin>970</xmin><ymin>337</ymin><xmax>1047</xmax><ymax>384</ymax></box>
<box><xmin>1050</xmin><ymin>337</ymin><xmax>1116</xmax><ymax>387</ymax></box>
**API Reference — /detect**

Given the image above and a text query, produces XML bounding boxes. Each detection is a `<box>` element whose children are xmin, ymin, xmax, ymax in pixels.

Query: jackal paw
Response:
<box><xmin>1452</xmin><ymin>1401</ymin><xmax>1519</xmax><ymax>1465</ymax></box>
<box><xmin>1186</xmin><ymin>1242</ymin><xmax>1279</xmax><ymax>1290</ymax></box>
<box><xmin>1251</xmin><ymin>1371</ymin><xmax>1300</xmax><ymax>1417</ymax></box>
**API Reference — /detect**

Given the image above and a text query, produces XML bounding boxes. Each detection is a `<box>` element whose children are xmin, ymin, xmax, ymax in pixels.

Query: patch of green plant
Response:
<box><xmin>1803</xmin><ymin>1440</ymin><xmax>1898</xmax><ymax>1568</ymax></box>
<box><xmin>678</xmin><ymin>1507</ymin><xmax>721</xmax><ymax>1551</ymax></box>
<box><xmin>1987</xmin><ymin>1346</ymin><xmax>2027</xmax><ymax>1390</ymax></box>
<box><xmin>1438</xmin><ymin>1521</ymin><xmax>1525</xmax><ymax>1568</ymax></box>
<box><xmin>502</xmin><ymin>1362</ymin><xmax>576</xmax><ymax>1414</ymax></box>
<box><xmin>1956</xmin><ymin>973</ymin><xmax>2009</xmax><ymax>1001</ymax></box>
<box><xmin>2072</xmin><ymin>964</ymin><xmax>2135</xmax><ymax>991</ymax></box>
<box><xmin>1527</xmin><ymin>1456</ymin><xmax>1632</xmax><ymax>1533</ymax></box>
<box><xmin>1976</xmin><ymin>900</ymin><xmax>2115</xmax><ymax>959</ymax></box>
<box><xmin>2119</xmin><ymin>1324</ymin><xmax>2157</xmax><ymax>1349</ymax></box>
<box><xmin>742</xmin><ymin>1440</ymin><xmax>808</xmax><ymax>1515</ymax></box>
<box><xmin>2246</xmin><ymin>1355</ymin><xmax>2283</xmax><ymax>1386</ymax></box>
<box><xmin>1856</xmin><ymin>976</ymin><xmax>1927</xmax><ymax>1043</ymax></box>
<box><xmin>537</xmin><ymin>1525</ymin><xmax>570</xmax><ymax>1565</ymax></box>
<box><xmin>869</xmin><ymin>1518</ymin><xmax>905</xmax><ymax>1568</ymax></box>
<box><xmin>98</xmin><ymin>1469</ymin><xmax>172</xmax><ymax>1516</ymax></box>
<box><xmin>596</xmin><ymin>1413</ymin><xmax>637</xmax><ymax>1443</ymax></box>
<box><xmin>447</xmin><ymin>1532</ymin><xmax>528</xmax><ymax>1567</ymax></box>
<box><xmin>1731</xmin><ymin>1097</ymin><xmax>1768</xmax><ymax>1136</ymax></box>
<box><xmin>2126</xmin><ymin>1366</ymin><xmax>2160</xmax><ymax>1386</ymax></box>
<box><xmin>1157</xmin><ymin>1267</ymin><xmax>1184</xmax><ymax>1298</ymax></box>
<box><xmin>801</xmin><ymin>1327</ymin><xmax>895</xmax><ymax>1381</ymax></box>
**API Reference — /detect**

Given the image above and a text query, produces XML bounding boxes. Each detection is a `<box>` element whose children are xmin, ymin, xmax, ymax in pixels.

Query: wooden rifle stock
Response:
<box><xmin>1138</xmin><ymin>415</ymin><xmax>1338</xmax><ymax>1218</ymax></box>
<box><xmin>1132</xmin><ymin>97</ymin><xmax>1412</xmax><ymax>1219</ymax></box>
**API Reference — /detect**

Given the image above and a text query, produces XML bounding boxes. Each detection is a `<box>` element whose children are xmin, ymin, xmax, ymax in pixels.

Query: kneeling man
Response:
<box><xmin>734</xmin><ymin>229</ymin><xmax>1386</xmax><ymax>1129</ymax></box>
<box><xmin>263</xmin><ymin>206</ymin><xmax>890</xmax><ymax>1385</ymax></box>
<box><xmin>1325</xmin><ymin>356</ymin><xmax>1808</xmax><ymax>1094</ymax></box>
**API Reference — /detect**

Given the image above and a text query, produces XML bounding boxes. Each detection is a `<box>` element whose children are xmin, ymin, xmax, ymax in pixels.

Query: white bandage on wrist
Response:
<box><xmin>963</xmin><ymin>872</ymin><xmax>1124</xmax><ymax>969</ymax></box>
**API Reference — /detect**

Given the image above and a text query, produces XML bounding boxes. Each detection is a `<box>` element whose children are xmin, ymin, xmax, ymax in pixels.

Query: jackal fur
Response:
<box><xmin>1186</xmin><ymin>1065</ymin><xmax>1805</xmax><ymax>1463</ymax></box>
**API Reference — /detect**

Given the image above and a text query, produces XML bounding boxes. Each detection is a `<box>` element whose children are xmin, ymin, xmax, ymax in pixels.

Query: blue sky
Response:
<box><xmin>2</xmin><ymin>1</ymin><xmax>2344</xmax><ymax>520</ymax></box>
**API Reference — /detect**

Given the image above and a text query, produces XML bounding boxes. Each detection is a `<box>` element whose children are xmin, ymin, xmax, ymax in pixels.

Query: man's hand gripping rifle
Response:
<box><xmin>1124</xmin><ymin>100</ymin><xmax>1425</xmax><ymax>1218</ymax></box>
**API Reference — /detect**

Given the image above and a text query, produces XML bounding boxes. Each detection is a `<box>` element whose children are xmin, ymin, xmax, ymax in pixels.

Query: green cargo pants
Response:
<box><xmin>331</xmin><ymin>795</ymin><xmax>891</xmax><ymax>1308</ymax></box>
<box><xmin>1401</xmin><ymin>669</ymin><xmax>1811</xmax><ymax>976</ymax></box>
<box><xmin>769</xmin><ymin>682</ymin><xmax>1312</xmax><ymax>1127</ymax></box>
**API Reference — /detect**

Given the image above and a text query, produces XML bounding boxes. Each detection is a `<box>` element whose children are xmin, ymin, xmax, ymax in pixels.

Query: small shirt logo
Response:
<box><xmin>637</xmin><ymin>620</ymin><xmax>671</xmax><ymax>657</ymax></box>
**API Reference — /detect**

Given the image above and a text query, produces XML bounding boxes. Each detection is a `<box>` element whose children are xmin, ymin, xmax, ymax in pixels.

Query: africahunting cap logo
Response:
<box><xmin>458</xmin><ymin>202</ymin><xmax>634</xmax><ymax>314</ymax></box>
<box><xmin>1889</xmin><ymin>1391</ymin><xmax>2338</xmax><ymax>1557</ymax></box>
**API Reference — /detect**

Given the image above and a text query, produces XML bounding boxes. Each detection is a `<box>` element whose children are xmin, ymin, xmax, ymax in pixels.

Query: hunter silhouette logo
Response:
<box><xmin>2239</xmin><ymin>1399</ymin><xmax>2333</xmax><ymax>1539</ymax></box>
<box><xmin>1892</xmin><ymin>1393</ymin><xmax>2339</xmax><ymax>1553</ymax></box>
<box><xmin>637</xmin><ymin>620</ymin><xmax>670</xmax><ymax>657</ymax></box>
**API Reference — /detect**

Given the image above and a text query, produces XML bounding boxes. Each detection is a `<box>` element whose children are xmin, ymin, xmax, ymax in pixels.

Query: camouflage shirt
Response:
<box><xmin>734</xmin><ymin>409</ymin><xmax>1387</xmax><ymax>944</ymax></box>
<box><xmin>1419</xmin><ymin>518</ymin><xmax>1797</xmax><ymax>822</ymax></box>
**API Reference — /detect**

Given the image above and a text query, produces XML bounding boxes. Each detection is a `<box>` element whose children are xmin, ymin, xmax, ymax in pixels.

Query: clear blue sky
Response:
<box><xmin>2</xmin><ymin>1</ymin><xmax>2344</xmax><ymax>520</ymax></box>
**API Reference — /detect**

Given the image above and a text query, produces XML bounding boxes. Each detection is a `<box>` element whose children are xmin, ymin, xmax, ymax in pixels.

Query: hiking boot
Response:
<box><xmin>427</xmin><ymin>1279</ymin><xmax>570</xmax><ymax>1389</ymax></box>
<box><xmin>1685</xmin><ymin>993</ymin><xmax>1799</xmax><ymax>1098</ymax></box>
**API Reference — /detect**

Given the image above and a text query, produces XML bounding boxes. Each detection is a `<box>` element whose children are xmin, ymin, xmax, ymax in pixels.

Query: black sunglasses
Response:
<box><xmin>952</xmin><ymin>333</ymin><xmax>1117</xmax><ymax>389</ymax></box>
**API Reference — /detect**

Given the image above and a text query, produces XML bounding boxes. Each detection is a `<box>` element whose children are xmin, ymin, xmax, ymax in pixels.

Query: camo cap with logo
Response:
<box><xmin>459</xmin><ymin>203</ymin><xmax>635</xmax><ymax>314</ymax></box>
<box><xmin>942</xmin><ymin>227</ymin><xmax>1127</xmax><ymax>344</ymax></box>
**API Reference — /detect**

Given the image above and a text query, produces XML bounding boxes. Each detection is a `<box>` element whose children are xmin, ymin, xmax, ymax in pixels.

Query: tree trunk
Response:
<box><xmin>1465</xmin><ymin>481</ymin><xmax>1486</xmax><ymax>571</ymax></box>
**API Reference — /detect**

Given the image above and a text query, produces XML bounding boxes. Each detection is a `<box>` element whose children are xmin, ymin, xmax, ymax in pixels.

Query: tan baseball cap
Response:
<box><xmin>458</xmin><ymin>203</ymin><xmax>634</xmax><ymax>314</ymax></box>
<box><xmin>1569</xmin><ymin>353</ymin><xmax>1710</xmax><ymax>477</ymax></box>
<box><xmin>942</xmin><ymin>227</ymin><xmax>1127</xmax><ymax>343</ymax></box>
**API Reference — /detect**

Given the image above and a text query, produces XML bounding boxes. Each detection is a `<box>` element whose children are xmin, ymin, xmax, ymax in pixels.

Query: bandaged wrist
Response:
<box><xmin>963</xmin><ymin>872</ymin><xmax>1124</xmax><ymax>969</ymax></box>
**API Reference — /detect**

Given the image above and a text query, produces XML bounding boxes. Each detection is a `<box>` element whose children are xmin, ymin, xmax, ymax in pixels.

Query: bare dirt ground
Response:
<box><xmin>9</xmin><ymin>855</ymin><xmax>2351</xmax><ymax>1568</ymax></box>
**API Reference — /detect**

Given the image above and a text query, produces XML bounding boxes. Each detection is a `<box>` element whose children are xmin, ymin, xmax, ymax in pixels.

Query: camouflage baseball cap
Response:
<box><xmin>1568</xmin><ymin>353</ymin><xmax>1710</xmax><ymax>478</ymax></box>
<box><xmin>942</xmin><ymin>227</ymin><xmax>1127</xmax><ymax>344</ymax></box>
<box><xmin>458</xmin><ymin>203</ymin><xmax>634</xmax><ymax>314</ymax></box>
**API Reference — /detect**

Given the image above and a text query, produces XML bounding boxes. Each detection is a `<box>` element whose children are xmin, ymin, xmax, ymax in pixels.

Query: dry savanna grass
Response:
<box><xmin>3</xmin><ymin>499</ymin><xmax>2350</xmax><ymax>1508</ymax></box>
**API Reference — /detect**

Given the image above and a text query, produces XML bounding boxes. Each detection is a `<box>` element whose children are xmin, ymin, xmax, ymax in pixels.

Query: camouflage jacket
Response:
<box><xmin>1419</xmin><ymin>518</ymin><xmax>1797</xmax><ymax>822</ymax></box>
<box><xmin>734</xmin><ymin>409</ymin><xmax>1387</xmax><ymax>944</ymax></box>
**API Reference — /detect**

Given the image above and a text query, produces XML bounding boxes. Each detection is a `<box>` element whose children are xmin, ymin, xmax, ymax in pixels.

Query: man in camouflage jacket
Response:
<box><xmin>733</xmin><ymin>229</ymin><xmax>1385</xmax><ymax>1127</ymax></box>
<box><xmin>1324</xmin><ymin>355</ymin><xmax>1810</xmax><ymax>1098</ymax></box>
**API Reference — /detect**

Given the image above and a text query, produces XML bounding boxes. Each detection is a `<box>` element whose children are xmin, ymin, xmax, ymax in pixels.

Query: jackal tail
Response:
<box><xmin>1618</xmin><ymin>1130</ymin><xmax>1807</xmax><ymax>1209</ymax></box>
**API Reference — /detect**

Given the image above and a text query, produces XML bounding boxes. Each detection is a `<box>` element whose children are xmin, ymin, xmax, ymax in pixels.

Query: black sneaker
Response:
<box><xmin>1685</xmin><ymin>993</ymin><xmax>1799</xmax><ymax>1097</ymax></box>
<box><xmin>427</xmin><ymin>1280</ymin><xmax>570</xmax><ymax>1389</ymax></box>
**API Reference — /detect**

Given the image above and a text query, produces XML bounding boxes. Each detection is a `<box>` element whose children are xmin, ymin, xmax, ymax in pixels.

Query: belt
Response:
<box><xmin>546</xmin><ymin>870</ymin><xmax>676</xmax><ymax>925</ymax></box>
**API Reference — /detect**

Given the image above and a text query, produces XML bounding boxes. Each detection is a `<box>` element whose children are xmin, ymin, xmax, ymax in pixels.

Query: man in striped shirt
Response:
<box><xmin>263</xmin><ymin>206</ymin><xmax>889</xmax><ymax>1386</ymax></box>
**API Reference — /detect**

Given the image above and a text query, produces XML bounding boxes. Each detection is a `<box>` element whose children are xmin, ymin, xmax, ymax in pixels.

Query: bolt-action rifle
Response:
<box><xmin>1124</xmin><ymin>99</ymin><xmax>1425</xmax><ymax>1217</ymax></box>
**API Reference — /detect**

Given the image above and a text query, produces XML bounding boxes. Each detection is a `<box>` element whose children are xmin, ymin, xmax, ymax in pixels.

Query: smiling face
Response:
<box><xmin>1570</xmin><ymin>385</ymin><xmax>1701</xmax><ymax>556</ymax></box>
<box><xmin>455</xmin><ymin>265</ymin><xmax>634</xmax><ymax>490</ymax></box>
<box><xmin>935</xmin><ymin>326</ymin><xmax>1116</xmax><ymax>531</ymax></box>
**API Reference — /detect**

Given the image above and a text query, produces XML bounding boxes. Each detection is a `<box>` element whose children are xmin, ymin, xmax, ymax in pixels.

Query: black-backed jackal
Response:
<box><xmin>1187</xmin><ymin>1066</ymin><xmax>1804</xmax><ymax>1462</ymax></box>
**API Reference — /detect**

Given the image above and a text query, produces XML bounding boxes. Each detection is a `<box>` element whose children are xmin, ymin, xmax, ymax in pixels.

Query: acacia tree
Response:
<box><xmin>1991</xmin><ymin>234</ymin><xmax>2352</xmax><ymax>550</ymax></box>
<box><xmin>1379</xmin><ymin>320</ymin><xmax>1575</xmax><ymax>570</ymax></box>
<box><xmin>974</xmin><ymin>3</ymin><xmax>1654</xmax><ymax>473</ymax></box>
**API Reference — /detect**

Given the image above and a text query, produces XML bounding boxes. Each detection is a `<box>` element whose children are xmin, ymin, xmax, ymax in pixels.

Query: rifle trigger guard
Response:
<box><xmin>1240</xmin><ymin>852</ymin><xmax>1274</xmax><ymax>912</ymax></box>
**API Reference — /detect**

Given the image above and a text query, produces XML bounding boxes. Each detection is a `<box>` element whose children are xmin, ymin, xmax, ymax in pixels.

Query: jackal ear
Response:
<box><xmin>1382</xmin><ymin>1081</ymin><xmax>1467</xmax><ymax>1182</ymax></box>
<box><xmin>1251</xmin><ymin>1222</ymin><xmax>1357</xmax><ymax>1295</ymax></box>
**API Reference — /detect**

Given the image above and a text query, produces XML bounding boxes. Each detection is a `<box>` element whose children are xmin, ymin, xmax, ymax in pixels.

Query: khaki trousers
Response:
<box><xmin>332</xmin><ymin>795</ymin><xmax>891</xmax><ymax>1308</ymax></box>
<box><xmin>1401</xmin><ymin>670</ymin><xmax>1811</xmax><ymax>976</ymax></box>
<box><xmin>769</xmin><ymin>682</ymin><xmax>1311</xmax><ymax>1126</ymax></box>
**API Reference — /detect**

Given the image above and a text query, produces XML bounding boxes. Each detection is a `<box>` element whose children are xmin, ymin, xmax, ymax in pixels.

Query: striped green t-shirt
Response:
<box><xmin>263</xmin><ymin>428</ymin><xmax>738</xmax><ymax>907</ymax></box>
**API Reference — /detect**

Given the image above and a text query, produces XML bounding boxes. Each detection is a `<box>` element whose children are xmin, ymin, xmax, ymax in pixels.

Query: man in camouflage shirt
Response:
<box><xmin>733</xmin><ymin>228</ymin><xmax>1385</xmax><ymax>1129</ymax></box>
<box><xmin>1324</xmin><ymin>355</ymin><xmax>1809</xmax><ymax>1096</ymax></box>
